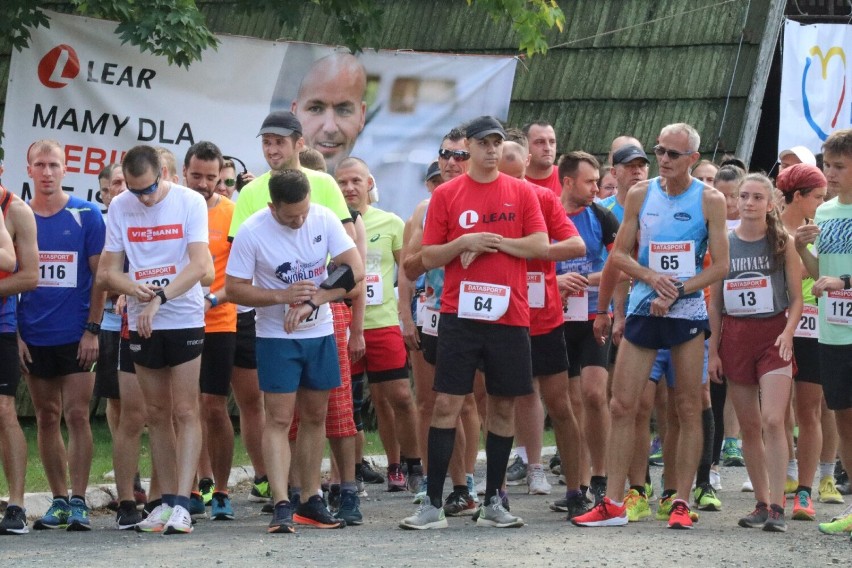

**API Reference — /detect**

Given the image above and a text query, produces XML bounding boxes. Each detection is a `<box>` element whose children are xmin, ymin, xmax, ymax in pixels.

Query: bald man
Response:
<box><xmin>291</xmin><ymin>53</ymin><xmax>367</xmax><ymax>173</ymax></box>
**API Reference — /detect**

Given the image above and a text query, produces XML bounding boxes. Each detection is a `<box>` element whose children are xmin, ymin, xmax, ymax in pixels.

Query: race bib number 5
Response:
<box><xmin>826</xmin><ymin>290</ymin><xmax>852</xmax><ymax>326</ymax></box>
<box><xmin>365</xmin><ymin>273</ymin><xmax>383</xmax><ymax>306</ymax></box>
<box><xmin>649</xmin><ymin>241</ymin><xmax>695</xmax><ymax>278</ymax></box>
<box><xmin>458</xmin><ymin>281</ymin><xmax>510</xmax><ymax>322</ymax></box>
<box><xmin>723</xmin><ymin>276</ymin><xmax>773</xmax><ymax>315</ymax></box>
<box><xmin>38</xmin><ymin>251</ymin><xmax>78</xmax><ymax>288</ymax></box>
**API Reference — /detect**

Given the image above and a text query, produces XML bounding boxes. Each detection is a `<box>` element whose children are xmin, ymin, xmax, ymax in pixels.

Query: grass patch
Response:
<box><xmin>1</xmin><ymin>419</ymin><xmax>557</xmax><ymax>496</ymax></box>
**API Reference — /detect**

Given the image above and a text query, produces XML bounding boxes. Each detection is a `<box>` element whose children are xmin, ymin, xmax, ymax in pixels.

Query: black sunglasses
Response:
<box><xmin>438</xmin><ymin>149</ymin><xmax>470</xmax><ymax>161</ymax></box>
<box><xmin>653</xmin><ymin>145</ymin><xmax>694</xmax><ymax>160</ymax></box>
<box><xmin>128</xmin><ymin>175</ymin><xmax>160</xmax><ymax>196</ymax></box>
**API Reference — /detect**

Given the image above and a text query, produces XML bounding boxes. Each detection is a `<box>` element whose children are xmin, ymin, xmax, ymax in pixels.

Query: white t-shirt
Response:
<box><xmin>226</xmin><ymin>203</ymin><xmax>356</xmax><ymax>339</ymax></box>
<box><xmin>104</xmin><ymin>184</ymin><xmax>209</xmax><ymax>331</ymax></box>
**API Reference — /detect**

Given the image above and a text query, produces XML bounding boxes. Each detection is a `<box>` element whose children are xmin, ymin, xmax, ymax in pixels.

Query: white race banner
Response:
<box><xmin>2</xmin><ymin>11</ymin><xmax>516</xmax><ymax>220</ymax></box>
<box><xmin>779</xmin><ymin>20</ymin><xmax>852</xmax><ymax>155</ymax></box>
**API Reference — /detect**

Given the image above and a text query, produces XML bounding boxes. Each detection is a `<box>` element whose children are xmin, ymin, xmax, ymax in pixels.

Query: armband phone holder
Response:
<box><xmin>320</xmin><ymin>263</ymin><xmax>356</xmax><ymax>293</ymax></box>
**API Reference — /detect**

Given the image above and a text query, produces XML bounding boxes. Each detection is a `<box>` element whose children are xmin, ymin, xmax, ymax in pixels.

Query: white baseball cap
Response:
<box><xmin>778</xmin><ymin>145</ymin><xmax>817</xmax><ymax>166</ymax></box>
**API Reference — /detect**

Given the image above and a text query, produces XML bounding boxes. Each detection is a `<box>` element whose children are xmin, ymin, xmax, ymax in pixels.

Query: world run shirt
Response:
<box><xmin>227</xmin><ymin>203</ymin><xmax>356</xmax><ymax>340</ymax></box>
<box><xmin>627</xmin><ymin>177</ymin><xmax>709</xmax><ymax>320</ymax></box>
<box><xmin>422</xmin><ymin>172</ymin><xmax>547</xmax><ymax>327</ymax></box>
<box><xmin>19</xmin><ymin>194</ymin><xmax>105</xmax><ymax>346</ymax></box>
<box><xmin>104</xmin><ymin>184</ymin><xmax>208</xmax><ymax>332</ymax></box>
<box><xmin>526</xmin><ymin>182</ymin><xmax>580</xmax><ymax>335</ymax></box>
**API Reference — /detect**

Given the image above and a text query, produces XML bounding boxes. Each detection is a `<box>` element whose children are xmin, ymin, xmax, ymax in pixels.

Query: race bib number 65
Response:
<box><xmin>649</xmin><ymin>241</ymin><xmax>695</xmax><ymax>279</ymax></box>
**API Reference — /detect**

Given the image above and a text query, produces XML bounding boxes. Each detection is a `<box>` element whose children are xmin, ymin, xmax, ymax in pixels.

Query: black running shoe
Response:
<box><xmin>116</xmin><ymin>502</ymin><xmax>144</xmax><ymax>530</ymax></box>
<box><xmin>357</xmin><ymin>459</ymin><xmax>385</xmax><ymax>484</ymax></box>
<box><xmin>268</xmin><ymin>501</ymin><xmax>295</xmax><ymax>534</ymax></box>
<box><xmin>0</xmin><ymin>505</ymin><xmax>29</xmax><ymax>534</ymax></box>
<box><xmin>293</xmin><ymin>495</ymin><xmax>346</xmax><ymax>529</ymax></box>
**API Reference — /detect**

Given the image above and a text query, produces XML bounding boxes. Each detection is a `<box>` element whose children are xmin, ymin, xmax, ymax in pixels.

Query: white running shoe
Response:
<box><xmin>710</xmin><ymin>469</ymin><xmax>722</xmax><ymax>491</ymax></box>
<box><xmin>528</xmin><ymin>465</ymin><xmax>552</xmax><ymax>495</ymax></box>
<box><xmin>741</xmin><ymin>477</ymin><xmax>754</xmax><ymax>492</ymax></box>
<box><xmin>135</xmin><ymin>504</ymin><xmax>172</xmax><ymax>533</ymax></box>
<box><xmin>163</xmin><ymin>505</ymin><xmax>193</xmax><ymax>535</ymax></box>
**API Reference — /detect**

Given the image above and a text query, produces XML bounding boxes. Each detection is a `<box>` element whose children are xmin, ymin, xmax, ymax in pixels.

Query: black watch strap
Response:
<box><xmin>841</xmin><ymin>274</ymin><xmax>851</xmax><ymax>290</ymax></box>
<box><xmin>85</xmin><ymin>321</ymin><xmax>101</xmax><ymax>334</ymax></box>
<box><xmin>155</xmin><ymin>290</ymin><xmax>168</xmax><ymax>304</ymax></box>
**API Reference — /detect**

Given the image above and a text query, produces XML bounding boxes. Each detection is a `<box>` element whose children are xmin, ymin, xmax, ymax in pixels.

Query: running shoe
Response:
<box><xmin>357</xmin><ymin>459</ymin><xmax>385</xmax><ymax>484</ymax></box>
<box><xmin>549</xmin><ymin>496</ymin><xmax>569</xmax><ymax>512</ymax></box>
<box><xmin>328</xmin><ymin>485</ymin><xmax>341</xmax><ymax>512</ymax></box>
<box><xmin>818</xmin><ymin>504</ymin><xmax>852</xmax><ymax>535</ymax></box>
<box><xmin>644</xmin><ymin>482</ymin><xmax>655</xmax><ymax>500</ymax></box>
<box><xmin>785</xmin><ymin>476</ymin><xmax>799</xmax><ymax>496</ymax></box>
<box><xmin>741</xmin><ymin>478</ymin><xmax>754</xmax><ymax>492</ymax></box>
<box><xmin>268</xmin><ymin>501</ymin><xmax>295</xmax><ymax>534</ymax></box>
<box><xmin>549</xmin><ymin>453</ymin><xmax>561</xmax><ymax>475</ymax></box>
<box><xmin>571</xmin><ymin>497</ymin><xmax>627</xmax><ymax>527</ymax></box>
<box><xmin>406</xmin><ymin>463</ymin><xmax>424</xmax><ymax>495</ymax></box>
<box><xmin>818</xmin><ymin>475</ymin><xmax>845</xmax><ymax>504</ymax></box>
<box><xmin>565</xmin><ymin>493</ymin><xmax>591</xmax><ymax>521</ymax></box>
<box><xmin>590</xmin><ymin>477</ymin><xmax>607</xmax><ymax>506</ymax></box>
<box><xmin>648</xmin><ymin>436</ymin><xmax>663</xmax><ymax>466</ymax></box>
<box><xmin>693</xmin><ymin>482</ymin><xmax>722</xmax><ymax>511</ymax></box>
<box><xmin>334</xmin><ymin>489</ymin><xmax>363</xmax><ymax>526</ymax></box>
<box><xmin>386</xmin><ymin>463</ymin><xmax>406</xmax><ymax>493</ymax></box>
<box><xmin>211</xmin><ymin>492</ymin><xmax>235</xmax><ymax>520</ymax></box>
<box><xmin>476</xmin><ymin>496</ymin><xmax>524</xmax><ymax>528</ymax></box>
<box><xmin>709</xmin><ymin>469</ymin><xmax>722</xmax><ymax>491</ymax></box>
<box><xmin>721</xmin><ymin>438</ymin><xmax>745</xmax><ymax>466</ymax></box>
<box><xmin>399</xmin><ymin>503</ymin><xmax>447</xmax><ymax>530</ymax></box>
<box><xmin>135</xmin><ymin>503</ymin><xmax>173</xmax><ymax>533</ymax></box>
<box><xmin>249</xmin><ymin>476</ymin><xmax>272</xmax><ymax>503</ymax></box>
<box><xmin>33</xmin><ymin>498</ymin><xmax>70</xmax><ymax>530</ymax></box>
<box><xmin>655</xmin><ymin>494</ymin><xmax>675</xmax><ymax>521</ymax></box>
<box><xmin>624</xmin><ymin>489</ymin><xmax>651</xmax><ymax>522</ymax></box>
<box><xmin>189</xmin><ymin>492</ymin><xmax>206</xmax><ymax>518</ymax></box>
<box><xmin>66</xmin><ymin>497</ymin><xmax>91</xmax><ymax>531</ymax></box>
<box><xmin>466</xmin><ymin>473</ymin><xmax>480</xmax><ymax>505</ymax></box>
<box><xmin>163</xmin><ymin>505</ymin><xmax>193</xmax><ymax>535</ymax></box>
<box><xmin>528</xmin><ymin>464</ymin><xmax>552</xmax><ymax>495</ymax></box>
<box><xmin>198</xmin><ymin>477</ymin><xmax>214</xmax><ymax>506</ymax></box>
<box><xmin>294</xmin><ymin>495</ymin><xmax>346</xmax><ymax>529</ymax></box>
<box><xmin>443</xmin><ymin>488</ymin><xmax>476</xmax><ymax>516</ymax></box>
<box><xmin>791</xmin><ymin>490</ymin><xmax>815</xmax><ymax>521</ymax></box>
<box><xmin>116</xmin><ymin>502</ymin><xmax>144</xmax><ymax>530</ymax></box>
<box><xmin>738</xmin><ymin>501</ymin><xmax>769</xmax><ymax>528</ymax></box>
<box><xmin>0</xmin><ymin>505</ymin><xmax>29</xmax><ymax>534</ymax></box>
<box><xmin>505</xmin><ymin>455</ymin><xmax>528</xmax><ymax>486</ymax></box>
<box><xmin>412</xmin><ymin>475</ymin><xmax>428</xmax><ymax>504</ymax></box>
<box><xmin>763</xmin><ymin>504</ymin><xmax>787</xmax><ymax>532</ymax></box>
<box><xmin>667</xmin><ymin>499</ymin><xmax>693</xmax><ymax>529</ymax></box>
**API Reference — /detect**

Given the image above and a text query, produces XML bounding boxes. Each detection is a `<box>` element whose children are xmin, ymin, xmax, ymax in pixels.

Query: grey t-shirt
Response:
<box><xmin>724</xmin><ymin>230</ymin><xmax>789</xmax><ymax>318</ymax></box>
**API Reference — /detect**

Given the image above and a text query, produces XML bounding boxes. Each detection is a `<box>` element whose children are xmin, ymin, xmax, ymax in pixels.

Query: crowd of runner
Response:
<box><xmin>0</xmin><ymin>112</ymin><xmax>850</xmax><ymax>541</ymax></box>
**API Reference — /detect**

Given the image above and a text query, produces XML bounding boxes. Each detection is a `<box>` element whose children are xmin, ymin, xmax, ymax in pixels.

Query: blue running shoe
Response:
<box><xmin>33</xmin><ymin>498</ymin><xmax>70</xmax><ymax>530</ymax></box>
<box><xmin>211</xmin><ymin>492</ymin><xmax>235</xmax><ymax>521</ymax></box>
<box><xmin>67</xmin><ymin>497</ymin><xmax>91</xmax><ymax>531</ymax></box>
<box><xmin>189</xmin><ymin>492</ymin><xmax>206</xmax><ymax>518</ymax></box>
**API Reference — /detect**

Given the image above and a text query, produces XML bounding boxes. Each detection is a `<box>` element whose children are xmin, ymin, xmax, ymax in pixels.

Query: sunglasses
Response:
<box><xmin>223</xmin><ymin>178</ymin><xmax>236</xmax><ymax>187</ymax></box>
<box><xmin>128</xmin><ymin>175</ymin><xmax>160</xmax><ymax>196</ymax></box>
<box><xmin>653</xmin><ymin>145</ymin><xmax>694</xmax><ymax>160</ymax></box>
<box><xmin>438</xmin><ymin>149</ymin><xmax>470</xmax><ymax>161</ymax></box>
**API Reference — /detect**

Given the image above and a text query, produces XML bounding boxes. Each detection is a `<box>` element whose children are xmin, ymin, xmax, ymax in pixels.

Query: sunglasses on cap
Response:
<box><xmin>653</xmin><ymin>145</ymin><xmax>694</xmax><ymax>160</ymax></box>
<box><xmin>127</xmin><ymin>175</ymin><xmax>160</xmax><ymax>196</ymax></box>
<box><xmin>438</xmin><ymin>149</ymin><xmax>470</xmax><ymax>161</ymax></box>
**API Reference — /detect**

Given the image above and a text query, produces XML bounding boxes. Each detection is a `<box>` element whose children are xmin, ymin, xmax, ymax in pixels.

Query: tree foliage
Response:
<box><xmin>2</xmin><ymin>0</ymin><xmax>566</xmax><ymax>68</ymax></box>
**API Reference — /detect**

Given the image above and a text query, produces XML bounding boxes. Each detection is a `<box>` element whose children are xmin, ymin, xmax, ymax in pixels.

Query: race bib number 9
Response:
<box><xmin>723</xmin><ymin>276</ymin><xmax>773</xmax><ymax>315</ymax></box>
<box><xmin>422</xmin><ymin>307</ymin><xmax>440</xmax><ymax>336</ymax></box>
<box><xmin>458</xmin><ymin>281</ymin><xmax>510</xmax><ymax>322</ymax></box>
<box><xmin>826</xmin><ymin>290</ymin><xmax>852</xmax><ymax>326</ymax></box>
<box><xmin>38</xmin><ymin>251</ymin><xmax>78</xmax><ymax>288</ymax></box>
<box><xmin>794</xmin><ymin>304</ymin><xmax>819</xmax><ymax>338</ymax></box>
<box><xmin>649</xmin><ymin>241</ymin><xmax>695</xmax><ymax>278</ymax></box>
<box><xmin>133</xmin><ymin>265</ymin><xmax>177</xmax><ymax>288</ymax></box>
<box><xmin>527</xmin><ymin>272</ymin><xmax>545</xmax><ymax>309</ymax></box>
<box><xmin>365</xmin><ymin>273</ymin><xmax>383</xmax><ymax>306</ymax></box>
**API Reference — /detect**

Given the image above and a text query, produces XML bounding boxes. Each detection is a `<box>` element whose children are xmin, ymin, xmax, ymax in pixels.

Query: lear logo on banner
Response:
<box><xmin>802</xmin><ymin>46</ymin><xmax>847</xmax><ymax>141</ymax></box>
<box><xmin>38</xmin><ymin>44</ymin><xmax>80</xmax><ymax>89</ymax></box>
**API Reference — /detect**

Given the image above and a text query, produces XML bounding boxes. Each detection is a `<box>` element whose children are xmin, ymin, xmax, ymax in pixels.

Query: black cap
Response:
<box><xmin>257</xmin><ymin>111</ymin><xmax>302</xmax><ymax>137</ymax></box>
<box><xmin>465</xmin><ymin>116</ymin><xmax>506</xmax><ymax>140</ymax></box>
<box><xmin>424</xmin><ymin>160</ymin><xmax>441</xmax><ymax>182</ymax></box>
<box><xmin>612</xmin><ymin>144</ymin><xmax>649</xmax><ymax>165</ymax></box>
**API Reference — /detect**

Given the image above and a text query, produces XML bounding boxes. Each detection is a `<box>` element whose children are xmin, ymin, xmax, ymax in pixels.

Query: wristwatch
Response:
<box><xmin>841</xmin><ymin>274</ymin><xmax>851</xmax><ymax>290</ymax></box>
<box><xmin>673</xmin><ymin>281</ymin><xmax>686</xmax><ymax>298</ymax></box>
<box><xmin>204</xmin><ymin>293</ymin><xmax>219</xmax><ymax>308</ymax></box>
<box><xmin>84</xmin><ymin>321</ymin><xmax>101</xmax><ymax>335</ymax></box>
<box><xmin>155</xmin><ymin>290</ymin><xmax>168</xmax><ymax>305</ymax></box>
<box><xmin>305</xmin><ymin>300</ymin><xmax>319</xmax><ymax>311</ymax></box>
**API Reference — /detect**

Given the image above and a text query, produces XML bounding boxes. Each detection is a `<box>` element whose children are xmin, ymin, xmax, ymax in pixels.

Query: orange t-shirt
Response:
<box><xmin>205</xmin><ymin>196</ymin><xmax>237</xmax><ymax>333</ymax></box>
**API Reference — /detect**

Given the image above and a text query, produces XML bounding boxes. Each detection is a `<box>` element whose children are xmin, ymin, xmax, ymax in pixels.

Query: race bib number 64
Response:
<box><xmin>458</xmin><ymin>281</ymin><xmax>510</xmax><ymax>322</ymax></box>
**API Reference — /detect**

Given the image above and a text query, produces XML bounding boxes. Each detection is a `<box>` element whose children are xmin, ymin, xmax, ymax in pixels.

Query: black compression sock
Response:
<box><xmin>485</xmin><ymin>431</ymin><xmax>514</xmax><ymax>503</ymax></box>
<box><xmin>427</xmin><ymin>427</ymin><xmax>457</xmax><ymax>508</ymax></box>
